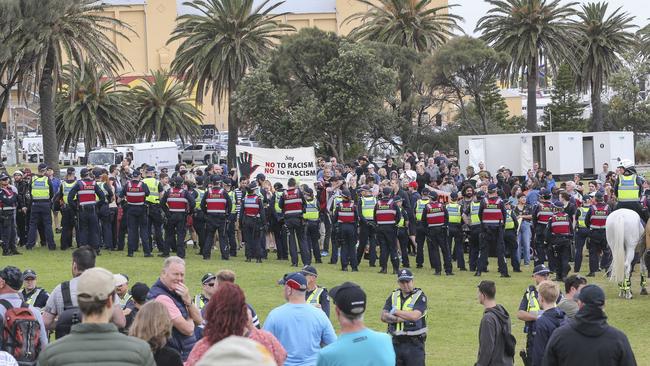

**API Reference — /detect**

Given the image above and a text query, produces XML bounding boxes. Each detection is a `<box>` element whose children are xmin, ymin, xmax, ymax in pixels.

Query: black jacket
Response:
<box><xmin>476</xmin><ymin>304</ymin><xmax>514</xmax><ymax>366</ymax></box>
<box><xmin>532</xmin><ymin>307</ymin><xmax>565</xmax><ymax>366</ymax></box>
<box><xmin>542</xmin><ymin>305</ymin><xmax>636</xmax><ymax>366</ymax></box>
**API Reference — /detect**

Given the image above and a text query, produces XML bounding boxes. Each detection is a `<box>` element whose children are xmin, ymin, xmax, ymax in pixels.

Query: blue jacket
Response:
<box><xmin>532</xmin><ymin>307</ymin><xmax>566</xmax><ymax>366</ymax></box>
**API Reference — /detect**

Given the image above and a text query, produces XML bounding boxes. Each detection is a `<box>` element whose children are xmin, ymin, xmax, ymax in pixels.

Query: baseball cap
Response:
<box><xmin>146</xmin><ymin>166</ymin><xmax>156</xmax><ymax>172</ymax></box>
<box><xmin>196</xmin><ymin>336</ymin><xmax>276</xmax><ymax>366</ymax></box>
<box><xmin>397</xmin><ymin>268</ymin><xmax>414</xmax><ymax>281</ymax></box>
<box><xmin>0</xmin><ymin>172</ymin><xmax>8</xmax><ymax>180</ymax></box>
<box><xmin>329</xmin><ymin>282</ymin><xmax>367</xmax><ymax>316</ymax></box>
<box><xmin>576</xmin><ymin>284</ymin><xmax>605</xmax><ymax>306</ymax></box>
<box><xmin>113</xmin><ymin>274</ymin><xmax>128</xmax><ymax>287</ymax></box>
<box><xmin>488</xmin><ymin>183</ymin><xmax>497</xmax><ymax>192</ymax></box>
<box><xmin>202</xmin><ymin>272</ymin><xmax>217</xmax><ymax>285</ymax></box>
<box><xmin>533</xmin><ymin>264</ymin><xmax>551</xmax><ymax>276</ymax></box>
<box><xmin>408</xmin><ymin>181</ymin><xmax>418</xmax><ymax>189</ymax></box>
<box><xmin>255</xmin><ymin>173</ymin><xmax>266</xmax><ymax>181</ymax></box>
<box><xmin>77</xmin><ymin>267</ymin><xmax>115</xmax><ymax>302</ymax></box>
<box><xmin>0</xmin><ymin>266</ymin><xmax>23</xmax><ymax>290</ymax></box>
<box><xmin>278</xmin><ymin>272</ymin><xmax>307</xmax><ymax>291</ymax></box>
<box><xmin>130</xmin><ymin>282</ymin><xmax>150</xmax><ymax>304</ymax></box>
<box><xmin>23</xmin><ymin>269</ymin><xmax>37</xmax><ymax>280</ymax></box>
<box><xmin>37</xmin><ymin>163</ymin><xmax>48</xmax><ymax>171</ymax></box>
<box><xmin>301</xmin><ymin>265</ymin><xmax>318</xmax><ymax>277</ymax></box>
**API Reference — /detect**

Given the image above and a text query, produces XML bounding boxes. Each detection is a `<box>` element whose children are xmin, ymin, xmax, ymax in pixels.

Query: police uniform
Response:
<box><xmin>574</xmin><ymin>199</ymin><xmax>591</xmax><ymax>273</ymax></box>
<box><xmin>0</xmin><ymin>173</ymin><xmax>18</xmax><ymax>255</ymax></box>
<box><xmin>56</xmin><ymin>175</ymin><xmax>77</xmax><ymax>250</ymax></box>
<box><xmin>421</xmin><ymin>194</ymin><xmax>452</xmax><ymax>275</ymax></box>
<box><xmin>375</xmin><ymin>189</ymin><xmax>401</xmax><ymax>274</ymax></box>
<box><xmin>305</xmin><ymin>286</ymin><xmax>330</xmax><ymax>317</ymax></box>
<box><xmin>584</xmin><ymin>197</ymin><xmax>610</xmax><ymax>276</ymax></box>
<box><xmin>545</xmin><ymin>203</ymin><xmax>573</xmax><ymax>281</ymax></box>
<box><xmin>26</xmin><ymin>165</ymin><xmax>56</xmax><ymax>250</ymax></box>
<box><xmin>465</xmin><ymin>194</ymin><xmax>483</xmax><ymax>272</ymax></box>
<box><xmin>192</xmin><ymin>179</ymin><xmax>207</xmax><ymax>256</ymax></box>
<box><xmin>446</xmin><ymin>196</ymin><xmax>466</xmax><ymax>271</ymax></box>
<box><xmin>68</xmin><ymin>171</ymin><xmax>105</xmax><ymax>252</ymax></box>
<box><xmin>239</xmin><ymin>183</ymin><xmax>266</xmax><ymax>262</ymax></box>
<box><xmin>200</xmin><ymin>178</ymin><xmax>231</xmax><ymax>260</ymax></box>
<box><xmin>357</xmin><ymin>190</ymin><xmax>378</xmax><ymax>266</ymax></box>
<box><xmin>395</xmin><ymin>197</ymin><xmax>411</xmax><ymax>268</ymax></box>
<box><xmin>224</xmin><ymin>180</ymin><xmax>239</xmax><ymax>257</ymax></box>
<box><xmin>120</xmin><ymin>172</ymin><xmax>152</xmax><ymax>257</ymax></box>
<box><xmin>269</xmin><ymin>187</ymin><xmax>287</xmax><ymax>260</ymax></box>
<box><xmin>614</xmin><ymin>168</ymin><xmax>645</xmax><ymax>221</ymax></box>
<box><xmin>279</xmin><ymin>183</ymin><xmax>308</xmax><ymax>266</ymax></box>
<box><xmin>532</xmin><ymin>190</ymin><xmax>554</xmax><ymax>266</ymax></box>
<box><xmin>303</xmin><ymin>189</ymin><xmax>322</xmax><ymax>263</ymax></box>
<box><xmin>478</xmin><ymin>189</ymin><xmax>509</xmax><ymax>277</ymax></box>
<box><xmin>413</xmin><ymin>192</ymin><xmax>431</xmax><ymax>268</ymax></box>
<box><xmin>519</xmin><ymin>282</ymin><xmax>542</xmax><ymax>366</ymax></box>
<box><xmin>21</xmin><ymin>270</ymin><xmax>49</xmax><ymax>308</ymax></box>
<box><xmin>504</xmin><ymin>206</ymin><xmax>520</xmax><ymax>272</ymax></box>
<box><xmin>329</xmin><ymin>192</ymin><xmax>344</xmax><ymax>265</ymax></box>
<box><xmin>161</xmin><ymin>180</ymin><xmax>195</xmax><ymax>259</ymax></box>
<box><xmin>94</xmin><ymin>173</ymin><xmax>114</xmax><ymax>250</ymax></box>
<box><xmin>143</xmin><ymin>169</ymin><xmax>165</xmax><ymax>254</ymax></box>
<box><xmin>333</xmin><ymin>191</ymin><xmax>358</xmax><ymax>271</ymax></box>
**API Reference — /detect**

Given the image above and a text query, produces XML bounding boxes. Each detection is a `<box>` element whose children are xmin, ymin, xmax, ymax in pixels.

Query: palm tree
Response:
<box><xmin>56</xmin><ymin>63</ymin><xmax>134</xmax><ymax>157</ymax></box>
<box><xmin>169</xmin><ymin>0</ymin><xmax>294</xmax><ymax>168</ymax></box>
<box><xmin>34</xmin><ymin>0</ymin><xmax>130</xmax><ymax>173</ymax></box>
<box><xmin>477</xmin><ymin>0</ymin><xmax>578</xmax><ymax>132</ymax></box>
<box><xmin>132</xmin><ymin>70</ymin><xmax>203</xmax><ymax>143</ymax></box>
<box><xmin>576</xmin><ymin>2</ymin><xmax>637</xmax><ymax>132</ymax></box>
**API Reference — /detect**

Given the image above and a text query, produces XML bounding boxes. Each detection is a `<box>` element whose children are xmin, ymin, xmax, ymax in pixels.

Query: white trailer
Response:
<box><xmin>582</xmin><ymin>131</ymin><xmax>634</xmax><ymax>175</ymax></box>
<box><xmin>86</xmin><ymin>141</ymin><xmax>179</xmax><ymax>171</ymax></box>
<box><xmin>458</xmin><ymin>132</ymin><xmax>584</xmax><ymax>178</ymax></box>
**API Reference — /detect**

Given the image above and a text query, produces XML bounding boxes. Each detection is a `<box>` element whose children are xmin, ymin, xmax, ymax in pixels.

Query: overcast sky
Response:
<box><xmin>455</xmin><ymin>0</ymin><xmax>650</xmax><ymax>36</ymax></box>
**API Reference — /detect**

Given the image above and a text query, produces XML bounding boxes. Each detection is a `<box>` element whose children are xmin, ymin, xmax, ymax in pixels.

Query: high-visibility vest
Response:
<box><xmin>194</xmin><ymin>189</ymin><xmax>204</xmax><ymax>209</ymax></box>
<box><xmin>375</xmin><ymin>199</ymin><xmax>397</xmax><ymax>225</ymax></box>
<box><xmin>304</xmin><ymin>199</ymin><xmax>319</xmax><ymax>221</ymax></box>
<box><xmin>143</xmin><ymin>177</ymin><xmax>160</xmax><ymax>204</ymax></box>
<box><xmin>77</xmin><ymin>180</ymin><xmax>97</xmax><ymax>206</ymax></box>
<box><xmin>424</xmin><ymin>201</ymin><xmax>445</xmax><ymax>227</ymax></box>
<box><xmin>389</xmin><ymin>289</ymin><xmax>427</xmax><ymax>337</ymax></box>
<box><xmin>360</xmin><ymin>196</ymin><xmax>376</xmax><ymax>220</ymax></box>
<box><xmin>194</xmin><ymin>294</ymin><xmax>208</xmax><ymax>311</ymax></box>
<box><xmin>205</xmin><ymin>187</ymin><xmax>227</xmax><ymax>214</ymax></box>
<box><xmin>481</xmin><ymin>197</ymin><xmax>504</xmax><ymax>224</ymax></box>
<box><xmin>0</xmin><ymin>188</ymin><xmax>15</xmax><ymax>210</ymax></box>
<box><xmin>227</xmin><ymin>190</ymin><xmax>237</xmax><ymax>213</ymax></box>
<box><xmin>590</xmin><ymin>203</ymin><xmax>609</xmax><ymax>229</ymax></box>
<box><xmin>331</xmin><ymin>195</ymin><xmax>343</xmax><ymax>214</ymax></box>
<box><xmin>274</xmin><ymin>191</ymin><xmax>283</xmax><ymax>214</ymax></box>
<box><xmin>617</xmin><ymin>174</ymin><xmax>639</xmax><ymax>202</ymax></box>
<box><xmin>306</xmin><ymin>287</ymin><xmax>324</xmax><ymax>305</ymax></box>
<box><xmin>550</xmin><ymin>213</ymin><xmax>571</xmax><ymax>235</ymax></box>
<box><xmin>61</xmin><ymin>181</ymin><xmax>76</xmax><ymax>205</ymax></box>
<box><xmin>525</xmin><ymin>286</ymin><xmax>541</xmax><ymax>313</ymax></box>
<box><xmin>470</xmin><ymin>201</ymin><xmax>481</xmax><ymax>226</ymax></box>
<box><xmin>167</xmin><ymin>188</ymin><xmax>189</xmax><ymax>212</ymax></box>
<box><xmin>446</xmin><ymin>202</ymin><xmax>461</xmax><ymax>224</ymax></box>
<box><xmin>397</xmin><ymin>211</ymin><xmax>406</xmax><ymax>228</ymax></box>
<box><xmin>415</xmin><ymin>198</ymin><xmax>430</xmax><ymax>221</ymax></box>
<box><xmin>31</xmin><ymin>176</ymin><xmax>50</xmax><ymax>200</ymax></box>
<box><xmin>243</xmin><ymin>195</ymin><xmax>261</xmax><ymax>217</ymax></box>
<box><xmin>95</xmin><ymin>181</ymin><xmax>108</xmax><ymax>202</ymax></box>
<box><xmin>536</xmin><ymin>201</ymin><xmax>554</xmax><ymax>225</ymax></box>
<box><xmin>577</xmin><ymin>206</ymin><xmax>590</xmax><ymax>228</ymax></box>
<box><xmin>24</xmin><ymin>289</ymin><xmax>42</xmax><ymax>306</ymax></box>
<box><xmin>125</xmin><ymin>181</ymin><xmax>146</xmax><ymax>205</ymax></box>
<box><xmin>505</xmin><ymin>209</ymin><xmax>515</xmax><ymax>230</ymax></box>
<box><xmin>118</xmin><ymin>293</ymin><xmax>132</xmax><ymax>309</ymax></box>
<box><xmin>337</xmin><ymin>201</ymin><xmax>355</xmax><ymax>223</ymax></box>
<box><xmin>283</xmin><ymin>188</ymin><xmax>303</xmax><ymax>216</ymax></box>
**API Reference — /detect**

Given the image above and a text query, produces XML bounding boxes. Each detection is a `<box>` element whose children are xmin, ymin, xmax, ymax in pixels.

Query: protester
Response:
<box><xmin>531</xmin><ymin>281</ymin><xmax>565</xmax><ymax>366</ymax></box>
<box><xmin>195</xmin><ymin>336</ymin><xmax>277</xmax><ymax>366</ymax></box>
<box><xmin>475</xmin><ymin>280</ymin><xmax>514</xmax><ymax>366</ymax></box>
<box><xmin>129</xmin><ymin>301</ymin><xmax>183</xmax><ymax>366</ymax></box>
<box><xmin>124</xmin><ymin>282</ymin><xmax>150</xmax><ymax>331</ymax></box>
<box><xmin>557</xmin><ymin>275</ymin><xmax>587</xmax><ymax>319</ymax></box>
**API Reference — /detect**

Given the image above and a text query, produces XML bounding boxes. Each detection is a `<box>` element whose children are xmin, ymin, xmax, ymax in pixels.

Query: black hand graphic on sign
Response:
<box><xmin>237</xmin><ymin>152</ymin><xmax>259</xmax><ymax>178</ymax></box>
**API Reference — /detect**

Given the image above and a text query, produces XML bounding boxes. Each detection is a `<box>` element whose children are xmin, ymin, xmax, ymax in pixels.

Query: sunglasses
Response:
<box><xmin>205</xmin><ymin>282</ymin><xmax>215</xmax><ymax>287</ymax></box>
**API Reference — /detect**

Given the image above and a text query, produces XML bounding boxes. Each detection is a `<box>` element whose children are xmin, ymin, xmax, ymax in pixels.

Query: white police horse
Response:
<box><xmin>606</xmin><ymin>208</ymin><xmax>648</xmax><ymax>299</ymax></box>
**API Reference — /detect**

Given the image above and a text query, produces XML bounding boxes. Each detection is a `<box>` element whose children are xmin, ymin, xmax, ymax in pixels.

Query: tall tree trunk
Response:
<box><xmin>39</xmin><ymin>45</ymin><xmax>59</xmax><ymax>176</ymax></box>
<box><xmin>526</xmin><ymin>58</ymin><xmax>539</xmax><ymax>132</ymax></box>
<box><xmin>591</xmin><ymin>82</ymin><xmax>603</xmax><ymax>131</ymax></box>
<box><xmin>227</xmin><ymin>82</ymin><xmax>237</xmax><ymax>170</ymax></box>
<box><xmin>398</xmin><ymin>66</ymin><xmax>412</xmax><ymax>130</ymax></box>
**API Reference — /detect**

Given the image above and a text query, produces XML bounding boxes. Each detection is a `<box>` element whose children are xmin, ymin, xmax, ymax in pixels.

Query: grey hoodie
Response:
<box><xmin>476</xmin><ymin>304</ymin><xmax>514</xmax><ymax>366</ymax></box>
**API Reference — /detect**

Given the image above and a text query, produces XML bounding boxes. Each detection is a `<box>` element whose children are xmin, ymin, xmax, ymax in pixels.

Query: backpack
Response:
<box><xmin>0</xmin><ymin>299</ymin><xmax>41</xmax><ymax>365</ymax></box>
<box><xmin>54</xmin><ymin>281</ymin><xmax>81</xmax><ymax>339</ymax></box>
<box><xmin>500</xmin><ymin>316</ymin><xmax>517</xmax><ymax>358</ymax></box>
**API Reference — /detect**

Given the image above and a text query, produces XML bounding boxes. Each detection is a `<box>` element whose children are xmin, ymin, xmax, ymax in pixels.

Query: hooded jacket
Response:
<box><xmin>542</xmin><ymin>305</ymin><xmax>636</xmax><ymax>366</ymax></box>
<box><xmin>476</xmin><ymin>304</ymin><xmax>514</xmax><ymax>366</ymax></box>
<box><xmin>531</xmin><ymin>307</ymin><xmax>566</xmax><ymax>366</ymax></box>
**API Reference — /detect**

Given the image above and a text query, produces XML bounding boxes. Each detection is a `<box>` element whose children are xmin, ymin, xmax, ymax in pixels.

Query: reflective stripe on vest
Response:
<box><xmin>304</xmin><ymin>199</ymin><xmax>319</xmax><ymax>221</ymax></box>
<box><xmin>415</xmin><ymin>198</ymin><xmax>430</xmax><ymax>221</ymax></box>
<box><xmin>536</xmin><ymin>202</ymin><xmax>553</xmax><ymax>224</ymax></box>
<box><xmin>390</xmin><ymin>289</ymin><xmax>427</xmax><ymax>336</ymax></box>
<box><xmin>590</xmin><ymin>204</ymin><xmax>609</xmax><ymax>229</ymax></box>
<box><xmin>577</xmin><ymin>207</ymin><xmax>590</xmax><ymax>228</ymax></box>
<box><xmin>167</xmin><ymin>188</ymin><xmax>188</xmax><ymax>212</ymax></box>
<box><xmin>243</xmin><ymin>195</ymin><xmax>261</xmax><ymax>217</ymax></box>
<box><xmin>361</xmin><ymin>196</ymin><xmax>376</xmax><ymax>220</ymax></box>
<box><xmin>425</xmin><ymin>202</ymin><xmax>445</xmax><ymax>227</ymax></box>
<box><xmin>306</xmin><ymin>287</ymin><xmax>323</xmax><ymax>305</ymax></box>
<box><xmin>78</xmin><ymin>180</ymin><xmax>97</xmax><ymax>206</ymax></box>
<box><xmin>195</xmin><ymin>189</ymin><xmax>204</xmax><ymax>209</ymax></box>
<box><xmin>143</xmin><ymin>178</ymin><xmax>160</xmax><ymax>204</ymax></box>
<box><xmin>194</xmin><ymin>295</ymin><xmax>207</xmax><ymax>310</ymax></box>
<box><xmin>337</xmin><ymin>202</ymin><xmax>355</xmax><ymax>223</ymax></box>
<box><xmin>550</xmin><ymin>213</ymin><xmax>570</xmax><ymax>235</ymax></box>
<box><xmin>505</xmin><ymin>209</ymin><xmax>515</xmax><ymax>230</ymax></box>
<box><xmin>228</xmin><ymin>190</ymin><xmax>237</xmax><ymax>213</ymax></box>
<box><xmin>331</xmin><ymin>196</ymin><xmax>343</xmax><ymax>214</ymax></box>
<box><xmin>95</xmin><ymin>181</ymin><xmax>108</xmax><ymax>202</ymax></box>
<box><xmin>526</xmin><ymin>287</ymin><xmax>541</xmax><ymax>313</ymax></box>
<box><xmin>446</xmin><ymin>203</ymin><xmax>461</xmax><ymax>224</ymax></box>
<box><xmin>274</xmin><ymin>191</ymin><xmax>283</xmax><ymax>214</ymax></box>
<box><xmin>62</xmin><ymin>181</ymin><xmax>76</xmax><ymax>204</ymax></box>
<box><xmin>617</xmin><ymin>174</ymin><xmax>639</xmax><ymax>202</ymax></box>
<box><xmin>31</xmin><ymin>176</ymin><xmax>49</xmax><ymax>200</ymax></box>
<box><xmin>481</xmin><ymin>197</ymin><xmax>504</xmax><ymax>224</ymax></box>
<box><xmin>283</xmin><ymin>188</ymin><xmax>303</xmax><ymax>216</ymax></box>
<box><xmin>206</xmin><ymin>188</ymin><xmax>227</xmax><ymax>214</ymax></box>
<box><xmin>126</xmin><ymin>181</ymin><xmax>146</xmax><ymax>205</ymax></box>
<box><xmin>376</xmin><ymin>199</ymin><xmax>397</xmax><ymax>225</ymax></box>
<box><xmin>24</xmin><ymin>289</ymin><xmax>42</xmax><ymax>306</ymax></box>
<box><xmin>470</xmin><ymin>201</ymin><xmax>481</xmax><ymax>225</ymax></box>
<box><xmin>397</xmin><ymin>213</ymin><xmax>406</xmax><ymax>228</ymax></box>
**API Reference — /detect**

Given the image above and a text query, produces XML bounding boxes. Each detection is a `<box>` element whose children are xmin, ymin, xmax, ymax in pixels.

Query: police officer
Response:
<box><xmin>269</xmin><ymin>182</ymin><xmax>287</xmax><ymax>260</ymax></box>
<box><xmin>223</xmin><ymin>178</ymin><xmax>239</xmax><ymax>257</ymax></box>
<box><xmin>503</xmin><ymin>200</ymin><xmax>521</xmax><ymax>272</ymax></box>
<box><xmin>516</xmin><ymin>264</ymin><xmax>551</xmax><ymax>366</ymax></box>
<box><xmin>478</xmin><ymin>184</ymin><xmax>509</xmax><ymax>278</ymax></box>
<box><xmin>421</xmin><ymin>191</ymin><xmax>453</xmax><ymax>275</ymax></box>
<box><xmin>357</xmin><ymin>185</ymin><xmax>378</xmax><ymax>267</ymax></box>
<box><xmin>532</xmin><ymin>188</ymin><xmax>554</xmax><ymax>266</ymax></box>
<box><xmin>546</xmin><ymin>201</ymin><xmax>573</xmax><ymax>281</ymax></box>
<box><xmin>446</xmin><ymin>192</ymin><xmax>466</xmax><ymax>271</ymax></box>
<box><xmin>68</xmin><ymin>168</ymin><xmax>105</xmax><ymax>253</ymax></box>
<box><xmin>329</xmin><ymin>185</ymin><xmax>344</xmax><ymax>265</ymax></box>
<box><xmin>143</xmin><ymin>166</ymin><xmax>165</xmax><ymax>253</ymax></box>
<box><xmin>381</xmin><ymin>269</ymin><xmax>427</xmax><ymax>366</ymax></box>
<box><xmin>333</xmin><ymin>189</ymin><xmax>358</xmax><ymax>272</ymax></box>
<box><xmin>94</xmin><ymin>168</ymin><xmax>114</xmax><ymax>250</ymax></box>
<box><xmin>413</xmin><ymin>188</ymin><xmax>431</xmax><ymax>269</ymax></box>
<box><xmin>13</xmin><ymin>170</ymin><xmax>29</xmax><ymax>247</ymax></box>
<box><xmin>240</xmin><ymin>182</ymin><xmax>266</xmax><ymax>262</ymax></box>
<box><xmin>574</xmin><ymin>194</ymin><xmax>592</xmax><ymax>273</ymax></box>
<box><xmin>192</xmin><ymin>176</ymin><xmax>207</xmax><ymax>256</ymax></box>
<box><xmin>394</xmin><ymin>195</ymin><xmax>411</xmax><ymax>268</ymax></box>
<box><xmin>26</xmin><ymin>163</ymin><xmax>56</xmax><ymax>250</ymax></box>
<box><xmin>614</xmin><ymin>159</ymin><xmax>646</xmax><ymax>222</ymax></box>
<box><xmin>0</xmin><ymin>172</ymin><xmax>18</xmax><ymax>256</ymax></box>
<box><xmin>279</xmin><ymin>177</ymin><xmax>308</xmax><ymax>267</ymax></box>
<box><xmin>161</xmin><ymin>176</ymin><xmax>195</xmax><ymax>259</ymax></box>
<box><xmin>301</xmin><ymin>265</ymin><xmax>330</xmax><ymax>317</ymax></box>
<box><xmin>194</xmin><ymin>273</ymin><xmax>217</xmax><ymax>314</ymax></box>
<box><xmin>56</xmin><ymin>168</ymin><xmax>77</xmax><ymax>251</ymax></box>
<box><xmin>375</xmin><ymin>187</ymin><xmax>401</xmax><ymax>274</ymax></box>
<box><xmin>464</xmin><ymin>190</ymin><xmax>483</xmax><ymax>272</ymax></box>
<box><xmin>20</xmin><ymin>269</ymin><xmax>49</xmax><ymax>308</ymax></box>
<box><xmin>120</xmin><ymin>170</ymin><xmax>152</xmax><ymax>257</ymax></box>
<box><xmin>585</xmin><ymin>192</ymin><xmax>610</xmax><ymax>277</ymax></box>
<box><xmin>303</xmin><ymin>187</ymin><xmax>322</xmax><ymax>263</ymax></box>
<box><xmin>200</xmin><ymin>175</ymin><xmax>231</xmax><ymax>260</ymax></box>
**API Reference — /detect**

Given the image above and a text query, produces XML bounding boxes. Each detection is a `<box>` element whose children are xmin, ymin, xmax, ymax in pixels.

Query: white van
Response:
<box><xmin>87</xmin><ymin>141</ymin><xmax>179</xmax><ymax>171</ymax></box>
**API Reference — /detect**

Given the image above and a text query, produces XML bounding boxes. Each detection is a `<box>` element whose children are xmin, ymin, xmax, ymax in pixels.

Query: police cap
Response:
<box><xmin>173</xmin><ymin>176</ymin><xmax>184</xmax><ymax>187</ymax></box>
<box><xmin>0</xmin><ymin>172</ymin><xmax>9</xmax><ymax>181</ymax></box>
<box><xmin>80</xmin><ymin>168</ymin><xmax>90</xmax><ymax>178</ymax></box>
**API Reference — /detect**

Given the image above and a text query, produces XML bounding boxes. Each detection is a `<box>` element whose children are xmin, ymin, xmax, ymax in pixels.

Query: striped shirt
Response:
<box><xmin>234</xmin><ymin>188</ymin><xmax>243</xmax><ymax>214</ymax></box>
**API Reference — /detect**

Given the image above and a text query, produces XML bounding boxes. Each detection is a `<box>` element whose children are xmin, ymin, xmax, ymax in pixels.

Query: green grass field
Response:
<box><xmin>5</xmin><ymin>245</ymin><xmax>649</xmax><ymax>365</ymax></box>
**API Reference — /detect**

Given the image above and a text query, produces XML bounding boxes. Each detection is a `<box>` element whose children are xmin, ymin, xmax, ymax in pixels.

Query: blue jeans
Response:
<box><xmin>518</xmin><ymin>220</ymin><xmax>532</xmax><ymax>265</ymax></box>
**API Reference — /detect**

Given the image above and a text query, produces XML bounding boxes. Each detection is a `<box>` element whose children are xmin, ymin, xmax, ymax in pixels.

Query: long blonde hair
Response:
<box><xmin>129</xmin><ymin>301</ymin><xmax>172</xmax><ymax>352</ymax></box>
